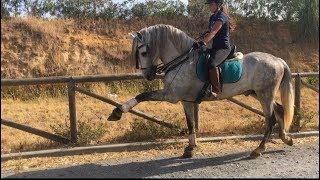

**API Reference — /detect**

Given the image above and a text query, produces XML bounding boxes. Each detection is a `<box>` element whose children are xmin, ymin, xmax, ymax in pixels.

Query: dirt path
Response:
<box><xmin>2</xmin><ymin>137</ymin><xmax>318</xmax><ymax>178</ymax></box>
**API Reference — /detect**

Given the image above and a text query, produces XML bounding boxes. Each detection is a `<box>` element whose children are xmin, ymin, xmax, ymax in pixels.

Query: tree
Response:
<box><xmin>99</xmin><ymin>0</ymin><xmax>118</xmax><ymax>19</ymax></box>
<box><xmin>187</xmin><ymin>0</ymin><xmax>208</xmax><ymax>17</ymax></box>
<box><xmin>131</xmin><ymin>2</ymin><xmax>149</xmax><ymax>18</ymax></box>
<box><xmin>1</xmin><ymin>0</ymin><xmax>10</xmax><ymax>19</ymax></box>
<box><xmin>297</xmin><ymin>0</ymin><xmax>319</xmax><ymax>39</ymax></box>
<box><xmin>3</xmin><ymin>0</ymin><xmax>24</xmax><ymax>17</ymax></box>
<box><xmin>23</xmin><ymin>0</ymin><xmax>55</xmax><ymax>17</ymax></box>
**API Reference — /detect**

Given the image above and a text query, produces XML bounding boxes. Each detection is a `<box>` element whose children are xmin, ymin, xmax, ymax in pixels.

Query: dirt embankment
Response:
<box><xmin>1</xmin><ymin>17</ymin><xmax>319</xmax><ymax>79</ymax></box>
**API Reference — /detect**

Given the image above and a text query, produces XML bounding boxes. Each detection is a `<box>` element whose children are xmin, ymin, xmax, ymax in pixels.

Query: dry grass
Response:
<box><xmin>231</xmin><ymin>20</ymin><xmax>319</xmax><ymax>73</ymax></box>
<box><xmin>1</xmin><ymin>17</ymin><xmax>319</xmax><ymax>79</ymax></box>
<box><xmin>1</xmin><ymin>84</ymin><xmax>318</xmax><ymax>154</ymax></box>
<box><xmin>1</xmin><ymin>17</ymin><xmax>136</xmax><ymax>78</ymax></box>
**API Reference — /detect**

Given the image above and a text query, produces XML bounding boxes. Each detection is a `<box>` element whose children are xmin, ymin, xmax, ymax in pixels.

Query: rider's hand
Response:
<box><xmin>192</xmin><ymin>41</ymin><xmax>205</xmax><ymax>50</ymax></box>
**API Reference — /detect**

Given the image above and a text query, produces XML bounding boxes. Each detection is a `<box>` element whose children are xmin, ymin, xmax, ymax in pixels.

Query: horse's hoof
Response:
<box><xmin>281</xmin><ymin>136</ymin><xmax>293</xmax><ymax>146</ymax></box>
<box><xmin>287</xmin><ymin>138</ymin><xmax>293</xmax><ymax>146</ymax></box>
<box><xmin>182</xmin><ymin>146</ymin><xmax>195</xmax><ymax>158</ymax></box>
<box><xmin>107</xmin><ymin>108</ymin><xmax>122</xmax><ymax>121</ymax></box>
<box><xmin>107</xmin><ymin>114</ymin><xmax>120</xmax><ymax>121</ymax></box>
<box><xmin>250</xmin><ymin>151</ymin><xmax>261</xmax><ymax>159</ymax></box>
<box><xmin>182</xmin><ymin>150</ymin><xmax>194</xmax><ymax>158</ymax></box>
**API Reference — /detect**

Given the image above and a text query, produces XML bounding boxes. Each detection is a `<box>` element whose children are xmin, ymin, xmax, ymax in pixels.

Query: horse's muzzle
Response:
<box><xmin>144</xmin><ymin>66</ymin><xmax>157</xmax><ymax>81</ymax></box>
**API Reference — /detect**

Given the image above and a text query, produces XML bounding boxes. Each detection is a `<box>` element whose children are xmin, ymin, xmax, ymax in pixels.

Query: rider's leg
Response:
<box><xmin>209</xmin><ymin>67</ymin><xmax>220</xmax><ymax>95</ymax></box>
<box><xmin>208</xmin><ymin>48</ymin><xmax>231</xmax><ymax>97</ymax></box>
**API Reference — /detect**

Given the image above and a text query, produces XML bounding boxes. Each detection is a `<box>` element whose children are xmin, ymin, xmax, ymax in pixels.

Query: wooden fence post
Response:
<box><xmin>293</xmin><ymin>74</ymin><xmax>301</xmax><ymax>132</ymax></box>
<box><xmin>68</xmin><ymin>78</ymin><xmax>77</xmax><ymax>143</ymax></box>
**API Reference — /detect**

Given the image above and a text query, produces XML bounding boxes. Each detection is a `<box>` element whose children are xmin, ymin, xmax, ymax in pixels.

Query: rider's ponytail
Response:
<box><xmin>220</xmin><ymin>5</ymin><xmax>236</xmax><ymax>32</ymax></box>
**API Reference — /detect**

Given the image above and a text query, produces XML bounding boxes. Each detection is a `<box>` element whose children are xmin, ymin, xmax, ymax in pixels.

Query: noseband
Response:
<box><xmin>135</xmin><ymin>42</ymin><xmax>193</xmax><ymax>75</ymax></box>
<box><xmin>135</xmin><ymin>43</ymin><xmax>152</xmax><ymax>70</ymax></box>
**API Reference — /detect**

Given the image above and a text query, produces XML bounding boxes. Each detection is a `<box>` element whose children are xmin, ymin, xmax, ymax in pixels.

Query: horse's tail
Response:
<box><xmin>279</xmin><ymin>62</ymin><xmax>295</xmax><ymax>132</ymax></box>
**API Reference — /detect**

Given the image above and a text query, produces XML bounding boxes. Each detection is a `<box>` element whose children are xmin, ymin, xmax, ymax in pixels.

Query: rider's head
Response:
<box><xmin>205</xmin><ymin>0</ymin><xmax>224</xmax><ymax>5</ymax></box>
<box><xmin>205</xmin><ymin>0</ymin><xmax>224</xmax><ymax>14</ymax></box>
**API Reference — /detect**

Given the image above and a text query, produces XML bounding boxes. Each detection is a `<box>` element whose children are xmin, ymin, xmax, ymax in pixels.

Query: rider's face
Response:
<box><xmin>208</xmin><ymin>2</ymin><xmax>218</xmax><ymax>13</ymax></box>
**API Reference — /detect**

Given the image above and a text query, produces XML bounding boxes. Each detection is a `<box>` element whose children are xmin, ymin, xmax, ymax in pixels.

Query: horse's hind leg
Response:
<box><xmin>250</xmin><ymin>93</ymin><xmax>277</xmax><ymax>158</ymax></box>
<box><xmin>273</xmin><ymin>102</ymin><xmax>293</xmax><ymax>146</ymax></box>
<box><xmin>194</xmin><ymin>103</ymin><xmax>199</xmax><ymax>132</ymax></box>
<box><xmin>181</xmin><ymin>101</ymin><xmax>198</xmax><ymax>158</ymax></box>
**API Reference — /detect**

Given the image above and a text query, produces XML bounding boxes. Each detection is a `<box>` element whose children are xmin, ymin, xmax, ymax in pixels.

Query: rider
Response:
<box><xmin>192</xmin><ymin>0</ymin><xmax>236</xmax><ymax>97</ymax></box>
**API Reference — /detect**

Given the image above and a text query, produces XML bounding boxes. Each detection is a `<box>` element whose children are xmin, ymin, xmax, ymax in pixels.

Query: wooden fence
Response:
<box><xmin>1</xmin><ymin>72</ymin><xmax>319</xmax><ymax>144</ymax></box>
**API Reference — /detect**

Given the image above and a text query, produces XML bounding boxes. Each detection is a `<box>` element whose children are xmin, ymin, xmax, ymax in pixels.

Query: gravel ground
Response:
<box><xmin>2</xmin><ymin>138</ymin><xmax>318</xmax><ymax>178</ymax></box>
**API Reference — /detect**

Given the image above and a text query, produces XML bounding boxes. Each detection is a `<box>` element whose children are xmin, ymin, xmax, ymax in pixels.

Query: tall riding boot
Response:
<box><xmin>209</xmin><ymin>67</ymin><xmax>220</xmax><ymax>97</ymax></box>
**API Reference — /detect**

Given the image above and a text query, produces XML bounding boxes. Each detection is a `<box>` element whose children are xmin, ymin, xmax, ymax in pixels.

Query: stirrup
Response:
<box><xmin>210</xmin><ymin>92</ymin><xmax>218</xmax><ymax>98</ymax></box>
<box><xmin>206</xmin><ymin>85</ymin><xmax>219</xmax><ymax>98</ymax></box>
<box><xmin>204</xmin><ymin>85</ymin><xmax>216</xmax><ymax>98</ymax></box>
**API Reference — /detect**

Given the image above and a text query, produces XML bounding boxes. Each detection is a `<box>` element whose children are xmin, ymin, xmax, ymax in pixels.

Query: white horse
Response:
<box><xmin>108</xmin><ymin>24</ymin><xmax>294</xmax><ymax>158</ymax></box>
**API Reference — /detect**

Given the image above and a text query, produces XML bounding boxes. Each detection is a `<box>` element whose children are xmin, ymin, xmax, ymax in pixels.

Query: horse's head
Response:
<box><xmin>129</xmin><ymin>25</ymin><xmax>195</xmax><ymax>81</ymax></box>
<box><xmin>129</xmin><ymin>31</ymin><xmax>159</xmax><ymax>81</ymax></box>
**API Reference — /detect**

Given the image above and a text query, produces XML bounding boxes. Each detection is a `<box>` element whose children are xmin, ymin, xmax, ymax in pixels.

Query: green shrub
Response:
<box><xmin>306</xmin><ymin>77</ymin><xmax>319</xmax><ymax>86</ymax></box>
<box><xmin>50</xmin><ymin>117</ymin><xmax>107</xmax><ymax>145</ymax></box>
<box><xmin>120</xmin><ymin>116</ymin><xmax>183</xmax><ymax>142</ymax></box>
<box><xmin>292</xmin><ymin>108</ymin><xmax>317</xmax><ymax>132</ymax></box>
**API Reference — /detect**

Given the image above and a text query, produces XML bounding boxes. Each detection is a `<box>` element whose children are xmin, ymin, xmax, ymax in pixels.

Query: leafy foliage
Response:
<box><xmin>1</xmin><ymin>0</ymin><xmax>318</xmax><ymax>44</ymax></box>
<box><xmin>119</xmin><ymin>117</ymin><xmax>183</xmax><ymax>142</ymax></box>
<box><xmin>306</xmin><ymin>77</ymin><xmax>319</xmax><ymax>86</ymax></box>
<box><xmin>50</xmin><ymin>117</ymin><xmax>107</xmax><ymax>145</ymax></box>
<box><xmin>297</xmin><ymin>0</ymin><xmax>319</xmax><ymax>39</ymax></box>
<box><xmin>229</xmin><ymin>0</ymin><xmax>319</xmax><ymax>39</ymax></box>
<box><xmin>292</xmin><ymin>108</ymin><xmax>317</xmax><ymax>132</ymax></box>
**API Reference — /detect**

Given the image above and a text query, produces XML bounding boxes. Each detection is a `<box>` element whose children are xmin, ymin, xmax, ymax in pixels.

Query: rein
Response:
<box><xmin>156</xmin><ymin>47</ymin><xmax>193</xmax><ymax>74</ymax></box>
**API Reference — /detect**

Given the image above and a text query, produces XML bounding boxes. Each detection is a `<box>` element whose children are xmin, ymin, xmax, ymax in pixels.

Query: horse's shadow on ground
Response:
<box><xmin>4</xmin><ymin>150</ymin><xmax>284</xmax><ymax>178</ymax></box>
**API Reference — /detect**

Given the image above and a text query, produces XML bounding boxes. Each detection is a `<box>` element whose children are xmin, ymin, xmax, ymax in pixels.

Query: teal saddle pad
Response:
<box><xmin>196</xmin><ymin>51</ymin><xmax>243</xmax><ymax>83</ymax></box>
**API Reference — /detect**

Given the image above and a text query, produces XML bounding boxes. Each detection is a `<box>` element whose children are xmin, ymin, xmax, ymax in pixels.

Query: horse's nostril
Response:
<box><xmin>146</xmin><ymin>75</ymin><xmax>154</xmax><ymax>81</ymax></box>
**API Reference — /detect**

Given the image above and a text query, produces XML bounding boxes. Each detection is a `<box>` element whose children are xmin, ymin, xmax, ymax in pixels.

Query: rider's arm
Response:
<box><xmin>203</xmin><ymin>20</ymin><xmax>223</xmax><ymax>44</ymax></box>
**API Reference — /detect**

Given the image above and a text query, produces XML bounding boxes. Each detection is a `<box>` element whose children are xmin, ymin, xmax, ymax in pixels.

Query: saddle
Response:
<box><xmin>196</xmin><ymin>45</ymin><xmax>242</xmax><ymax>83</ymax></box>
<box><xmin>195</xmin><ymin>45</ymin><xmax>243</xmax><ymax>103</ymax></box>
<box><xmin>223</xmin><ymin>44</ymin><xmax>238</xmax><ymax>60</ymax></box>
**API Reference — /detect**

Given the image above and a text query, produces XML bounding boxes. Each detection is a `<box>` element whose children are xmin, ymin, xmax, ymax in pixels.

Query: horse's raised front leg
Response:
<box><xmin>181</xmin><ymin>101</ymin><xmax>198</xmax><ymax>158</ymax></box>
<box><xmin>107</xmin><ymin>90</ymin><xmax>173</xmax><ymax>121</ymax></box>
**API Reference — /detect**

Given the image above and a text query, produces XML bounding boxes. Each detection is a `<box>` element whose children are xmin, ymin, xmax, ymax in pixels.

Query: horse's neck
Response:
<box><xmin>160</xmin><ymin>34</ymin><xmax>194</xmax><ymax>64</ymax></box>
<box><xmin>160</xmin><ymin>40</ymin><xmax>182</xmax><ymax>64</ymax></box>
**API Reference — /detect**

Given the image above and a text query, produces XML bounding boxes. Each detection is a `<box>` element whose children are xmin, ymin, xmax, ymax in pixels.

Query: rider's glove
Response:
<box><xmin>192</xmin><ymin>41</ymin><xmax>205</xmax><ymax>50</ymax></box>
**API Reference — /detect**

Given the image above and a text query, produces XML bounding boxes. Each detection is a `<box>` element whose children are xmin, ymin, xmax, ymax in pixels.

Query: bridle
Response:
<box><xmin>135</xmin><ymin>43</ymin><xmax>150</xmax><ymax>70</ymax></box>
<box><xmin>135</xmin><ymin>41</ymin><xmax>192</xmax><ymax>74</ymax></box>
<box><xmin>134</xmin><ymin>31</ymin><xmax>209</xmax><ymax>74</ymax></box>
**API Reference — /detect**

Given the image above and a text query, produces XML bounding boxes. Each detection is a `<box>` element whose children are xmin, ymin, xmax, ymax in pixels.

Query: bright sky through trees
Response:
<box><xmin>112</xmin><ymin>0</ymin><xmax>188</xmax><ymax>4</ymax></box>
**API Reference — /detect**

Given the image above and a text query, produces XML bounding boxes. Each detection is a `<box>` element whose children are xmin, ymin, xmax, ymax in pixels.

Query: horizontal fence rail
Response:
<box><xmin>1</xmin><ymin>72</ymin><xmax>319</xmax><ymax>144</ymax></box>
<box><xmin>1</xmin><ymin>73</ymin><xmax>156</xmax><ymax>86</ymax></box>
<box><xmin>2</xmin><ymin>72</ymin><xmax>318</xmax><ymax>86</ymax></box>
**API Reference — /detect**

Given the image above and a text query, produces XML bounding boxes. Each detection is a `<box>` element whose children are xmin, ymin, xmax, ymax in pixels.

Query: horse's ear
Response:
<box><xmin>136</xmin><ymin>31</ymin><xmax>143</xmax><ymax>42</ymax></box>
<box><xmin>128</xmin><ymin>33</ymin><xmax>136</xmax><ymax>40</ymax></box>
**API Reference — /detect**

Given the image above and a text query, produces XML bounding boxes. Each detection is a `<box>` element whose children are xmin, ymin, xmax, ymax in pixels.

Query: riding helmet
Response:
<box><xmin>205</xmin><ymin>0</ymin><xmax>224</xmax><ymax>4</ymax></box>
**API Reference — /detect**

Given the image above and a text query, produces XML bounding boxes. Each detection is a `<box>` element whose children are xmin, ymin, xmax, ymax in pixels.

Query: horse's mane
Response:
<box><xmin>132</xmin><ymin>24</ymin><xmax>195</xmax><ymax>63</ymax></box>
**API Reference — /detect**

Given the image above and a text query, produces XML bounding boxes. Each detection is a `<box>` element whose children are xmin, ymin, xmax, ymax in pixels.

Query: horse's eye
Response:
<box><xmin>141</xmin><ymin>52</ymin><xmax>147</xmax><ymax>57</ymax></box>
